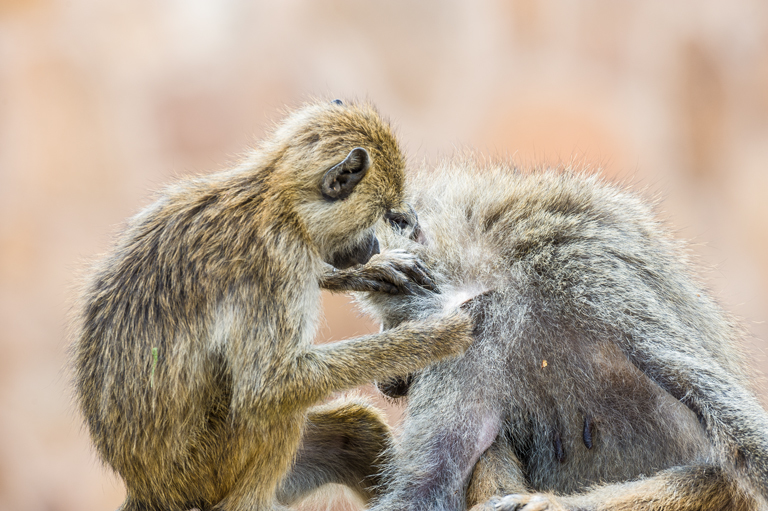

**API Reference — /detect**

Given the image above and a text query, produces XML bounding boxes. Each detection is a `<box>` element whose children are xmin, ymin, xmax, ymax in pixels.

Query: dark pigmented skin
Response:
<box><xmin>583</xmin><ymin>416</ymin><xmax>594</xmax><ymax>450</ymax></box>
<box><xmin>329</xmin><ymin>230</ymin><xmax>380</xmax><ymax>270</ymax></box>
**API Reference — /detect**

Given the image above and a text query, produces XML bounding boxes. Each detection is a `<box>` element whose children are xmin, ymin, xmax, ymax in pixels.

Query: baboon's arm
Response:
<box><xmin>236</xmin><ymin>310</ymin><xmax>473</xmax><ymax>415</ymax></box>
<box><xmin>488</xmin><ymin>463</ymin><xmax>757</xmax><ymax>511</ymax></box>
<box><xmin>277</xmin><ymin>400</ymin><xmax>392</xmax><ymax>505</ymax></box>
<box><xmin>320</xmin><ymin>249</ymin><xmax>436</xmax><ymax>295</ymax></box>
<box><xmin>289</xmin><ymin>311</ymin><xmax>473</xmax><ymax>407</ymax></box>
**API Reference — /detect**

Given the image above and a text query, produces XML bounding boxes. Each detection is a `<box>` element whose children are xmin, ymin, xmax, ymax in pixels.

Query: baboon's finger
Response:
<box><xmin>492</xmin><ymin>495</ymin><xmax>524</xmax><ymax>511</ymax></box>
<box><xmin>365</xmin><ymin>279</ymin><xmax>399</xmax><ymax>295</ymax></box>
<box><xmin>394</xmin><ymin>279</ymin><xmax>420</xmax><ymax>296</ymax></box>
<box><xmin>403</xmin><ymin>260</ymin><xmax>436</xmax><ymax>291</ymax></box>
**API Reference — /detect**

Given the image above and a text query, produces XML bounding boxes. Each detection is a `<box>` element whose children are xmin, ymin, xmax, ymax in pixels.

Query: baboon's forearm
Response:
<box><xmin>311</xmin><ymin>315</ymin><xmax>471</xmax><ymax>393</ymax></box>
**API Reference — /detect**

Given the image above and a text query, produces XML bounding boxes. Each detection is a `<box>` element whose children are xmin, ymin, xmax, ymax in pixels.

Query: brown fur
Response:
<box><xmin>357</xmin><ymin>159</ymin><xmax>768</xmax><ymax>511</ymax></box>
<box><xmin>70</xmin><ymin>100</ymin><xmax>473</xmax><ymax>511</ymax></box>
<box><xmin>277</xmin><ymin>398</ymin><xmax>393</xmax><ymax>506</ymax></box>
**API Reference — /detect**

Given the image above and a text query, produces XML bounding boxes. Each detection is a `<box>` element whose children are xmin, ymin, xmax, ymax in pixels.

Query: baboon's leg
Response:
<box><xmin>491</xmin><ymin>464</ymin><xmax>756</xmax><ymax>511</ymax></box>
<box><xmin>210</xmin><ymin>401</ymin><xmax>390</xmax><ymax>511</ymax></box>
<box><xmin>466</xmin><ymin>435</ymin><xmax>528</xmax><ymax>510</ymax></box>
<box><xmin>370</xmin><ymin>357</ymin><xmax>505</xmax><ymax>511</ymax></box>
<box><xmin>277</xmin><ymin>399</ymin><xmax>393</xmax><ymax>506</ymax></box>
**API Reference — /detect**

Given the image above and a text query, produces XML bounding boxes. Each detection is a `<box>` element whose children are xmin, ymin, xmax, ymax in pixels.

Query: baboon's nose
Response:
<box><xmin>357</xmin><ymin>235</ymin><xmax>380</xmax><ymax>266</ymax></box>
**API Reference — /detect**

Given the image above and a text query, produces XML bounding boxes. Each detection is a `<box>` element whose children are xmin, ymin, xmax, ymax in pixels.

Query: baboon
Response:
<box><xmin>71</xmin><ymin>100</ymin><xmax>475</xmax><ymax>511</ymax></box>
<box><xmin>357</xmin><ymin>159</ymin><xmax>768</xmax><ymax>511</ymax></box>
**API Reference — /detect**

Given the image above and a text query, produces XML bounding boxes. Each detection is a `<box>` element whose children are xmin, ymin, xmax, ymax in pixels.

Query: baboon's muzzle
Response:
<box><xmin>329</xmin><ymin>231</ymin><xmax>380</xmax><ymax>270</ymax></box>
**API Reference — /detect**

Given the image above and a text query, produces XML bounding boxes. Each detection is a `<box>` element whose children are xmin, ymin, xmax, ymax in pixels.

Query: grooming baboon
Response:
<box><xmin>358</xmin><ymin>160</ymin><xmax>768</xmax><ymax>511</ymax></box>
<box><xmin>71</xmin><ymin>100</ymin><xmax>474</xmax><ymax>511</ymax></box>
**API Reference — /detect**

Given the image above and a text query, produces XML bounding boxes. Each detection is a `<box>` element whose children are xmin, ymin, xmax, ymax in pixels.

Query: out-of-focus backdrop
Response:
<box><xmin>1</xmin><ymin>1</ymin><xmax>767</xmax><ymax>509</ymax></box>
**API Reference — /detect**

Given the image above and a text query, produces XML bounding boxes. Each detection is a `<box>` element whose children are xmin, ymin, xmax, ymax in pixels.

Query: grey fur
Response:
<box><xmin>358</xmin><ymin>159</ymin><xmax>768</xmax><ymax>511</ymax></box>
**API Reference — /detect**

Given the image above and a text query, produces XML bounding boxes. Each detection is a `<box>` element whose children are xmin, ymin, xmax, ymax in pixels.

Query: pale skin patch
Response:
<box><xmin>442</xmin><ymin>284</ymin><xmax>492</xmax><ymax>312</ymax></box>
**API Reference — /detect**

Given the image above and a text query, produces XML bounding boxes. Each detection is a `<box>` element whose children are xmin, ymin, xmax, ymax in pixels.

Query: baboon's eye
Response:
<box><xmin>332</xmin><ymin>99</ymin><xmax>343</xmax><ymax>106</ymax></box>
<box><xmin>385</xmin><ymin>212</ymin><xmax>410</xmax><ymax>232</ymax></box>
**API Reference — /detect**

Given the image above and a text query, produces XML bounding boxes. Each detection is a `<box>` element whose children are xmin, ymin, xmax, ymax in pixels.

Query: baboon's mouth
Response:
<box><xmin>329</xmin><ymin>232</ymin><xmax>380</xmax><ymax>270</ymax></box>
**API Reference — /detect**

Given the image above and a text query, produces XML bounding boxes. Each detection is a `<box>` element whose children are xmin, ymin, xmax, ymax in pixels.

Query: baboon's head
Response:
<box><xmin>267</xmin><ymin>99</ymin><xmax>409</xmax><ymax>269</ymax></box>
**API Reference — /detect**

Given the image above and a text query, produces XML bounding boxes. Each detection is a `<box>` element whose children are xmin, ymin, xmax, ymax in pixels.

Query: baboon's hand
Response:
<box><xmin>468</xmin><ymin>499</ymin><xmax>499</xmax><ymax>511</ymax></box>
<box><xmin>377</xmin><ymin>305</ymin><xmax>478</xmax><ymax>397</ymax></box>
<box><xmin>488</xmin><ymin>494</ymin><xmax>567</xmax><ymax>511</ymax></box>
<box><xmin>361</xmin><ymin>249</ymin><xmax>436</xmax><ymax>294</ymax></box>
<box><xmin>320</xmin><ymin>249</ymin><xmax>436</xmax><ymax>295</ymax></box>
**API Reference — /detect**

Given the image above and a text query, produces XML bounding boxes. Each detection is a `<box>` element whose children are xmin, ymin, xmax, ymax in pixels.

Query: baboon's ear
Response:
<box><xmin>321</xmin><ymin>147</ymin><xmax>371</xmax><ymax>201</ymax></box>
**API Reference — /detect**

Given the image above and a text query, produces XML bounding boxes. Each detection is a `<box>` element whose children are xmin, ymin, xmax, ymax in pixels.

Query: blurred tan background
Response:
<box><xmin>1</xmin><ymin>0</ymin><xmax>768</xmax><ymax>509</ymax></box>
